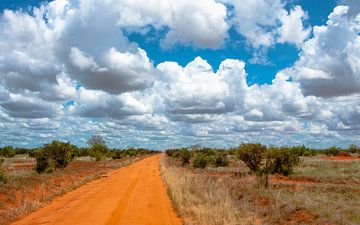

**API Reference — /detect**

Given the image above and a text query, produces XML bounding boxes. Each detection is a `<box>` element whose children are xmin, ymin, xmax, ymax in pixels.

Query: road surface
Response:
<box><xmin>12</xmin><ymin>155</ymin><xmax>182</xmax><ymax>225</ymax></box>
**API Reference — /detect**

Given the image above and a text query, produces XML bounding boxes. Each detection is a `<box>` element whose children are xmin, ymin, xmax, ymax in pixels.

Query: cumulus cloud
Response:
<box><xmin>155</xmin><ymin>57</ymin><xmax>247</xmax><ymax>123</ymax></box>
<box><xmin>0</xmin><ymin>94</ymin><xmax>59</xmax><ymax>118</ymax></box>
<box><xmin>68</xmin><ymin>47</ymin><xmax>154</xmax><ymax>94</ymax></box>
<box><xmin>0</xmin><ymin>9</ymin><xmax>74</xmax><ymax>101</ymax></box>
<box><xmin>225</xmin><ymin>0</ymin><xmax>310</xmax><ymax>48</ymax></box>
<box><xmin>69</xmin><ymin>88</ymin><xmax>152</xmax><ymax>118</ymax></box>
<box><xmin>287</xmin><ymin>5</ymin><xmax>360</xmax><ymax>97</ymax></box>
<box><xmin>278</xmin><ymin>6</ymin><xmax>311</xmax><ymax>46</ymax></box>
<box><xmin>244</xmin><ymin>73</ymin><xmax>330</xmax><ymax>122</ymax></box>
<box><xmin>0</xmin><ymin>0</ymin><xmax>359</xmax><ymax>149</ymax></box>
<box><xmin>115</xmin><ymin>0</ymin><xmax>229</xmax><ymax>49</ymax></box>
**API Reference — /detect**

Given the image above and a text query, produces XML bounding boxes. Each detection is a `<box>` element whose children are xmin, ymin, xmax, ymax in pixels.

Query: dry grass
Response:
<box><xmin>160</xmin><ymin>156</ymin><xmax>259</xmax><ymax>225</ymax></box>
<box><xmin>161</xmin><ymin>155</ymin><xmax>360</xmax><ymax>225</ymax></box>
<box><xmin>0</xmin><ymin>155</ymin><xmax>149</xmax><ymax>225</ymax></box>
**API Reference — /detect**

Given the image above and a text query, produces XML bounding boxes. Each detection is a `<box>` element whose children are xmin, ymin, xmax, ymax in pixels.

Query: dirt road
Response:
<box><xmin>12</xmin><ymin>155</ymin><xmax>182</xmax><ymax>225</ymax></box>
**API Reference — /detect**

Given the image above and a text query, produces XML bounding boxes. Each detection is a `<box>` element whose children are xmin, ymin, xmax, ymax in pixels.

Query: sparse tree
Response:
<box><xmin>87</xmin><ymin>135</ymin><xmax>108</xmax><ymax>161</ymax></box>
<box><xmin>87</xmin><ymin>135</ymin><xmax>106</xmax><ymax>147</ymax></box>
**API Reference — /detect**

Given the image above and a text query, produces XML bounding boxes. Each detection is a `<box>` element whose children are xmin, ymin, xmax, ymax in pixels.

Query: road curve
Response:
<box><xmin>12</xmin><ymin>155</ymin><xmax>182</xmax><ymax>225</ymax></box>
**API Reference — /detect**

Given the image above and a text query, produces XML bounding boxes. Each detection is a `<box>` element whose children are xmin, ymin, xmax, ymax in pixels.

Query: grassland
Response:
<box><xmin>160</xmin><ymin>153</ymin><xmax>360</xmax><ymax>225</ymax></box>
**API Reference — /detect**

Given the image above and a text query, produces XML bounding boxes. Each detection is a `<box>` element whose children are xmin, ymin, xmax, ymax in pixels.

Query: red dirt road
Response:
<box><xmin>12</xmin><ymin>155</ymin><xmax>182</xmax><ymax>225</ymax></box>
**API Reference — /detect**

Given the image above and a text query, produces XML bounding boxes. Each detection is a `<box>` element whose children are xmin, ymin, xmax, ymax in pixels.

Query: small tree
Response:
<box><xmin>214</xmin><ymin>153</ymin><xmax>229</xmax><ymax>167</ymax></box>
<box><xmin>179</xmin><ymin>149</ymin><xmax>192</xmax><ymax>165</ymax></box>
<box><xmin>192</xmin><ymin>153</ymin><xmax>209</xmax><ymax>169</ymax></box>
<box><xmin>238</xmin><ymin>144</ymin><xmax>300</xmax><ymax>187</ymax></box>
<box><xmin>348</xmin><ymin>144</ymin><xmax>360</xmax><ymax>153</ymax></box>
<box><xmin>265</xmin><ymin>148</ymin><xmax>300</xmax><ymax>176</ymax></box>
<box><xmin>35</xmin><ymin>141</ymin><xmax>75</xmax><ymax>173</ymax></box>
<box><xmin>88</xmin><ymin>135</ymin><xmax>109</xmax><ymax>161</ymax></box>
<box><xmin>238</xmin><ymin>143</ymin><xmax>267</xmax><ymax>173</ymax></box>
<box><xmin>87</xmin><ymin>135</ymin><xmax>106</xmax><ymax>147</ymax></box>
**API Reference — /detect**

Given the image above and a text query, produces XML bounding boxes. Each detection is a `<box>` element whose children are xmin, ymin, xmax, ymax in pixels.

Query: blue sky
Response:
<box><xmin>0</xmin><ymin>0</ymin><xmax>359</xmax><ymax>149</ymax></box>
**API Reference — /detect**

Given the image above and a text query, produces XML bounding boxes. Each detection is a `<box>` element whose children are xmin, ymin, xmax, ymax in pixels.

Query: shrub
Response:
<box><xmin>89</xmin><ymin>144</ymin><xmax>109</xmax><ymax>161</ymax></box>
<box><xmin>323</xmin><ymin>146</ymin><xmax>342</xmax><ymax>156</ymax></box>
<box><xmin>0</xmin><ymin>171</ymin><xmax>7</xmax><ymax>184</ymax></box>
<box><xmin>0</xmin><ymin>159</ymin><xmax>7</xmax><ymax>183</ymax></box>
<box><xmin>265</xmin><ymin>148</ymin><xmax>300</xmax><ymax>176</ymax></box>
<box><xmin>0</xmin><ymin>146</ymin><xmax>15</xmax><ymax>158</ymax></box>
<box><xmin>35</xmin><ymin>141</ymin><xmax>75</xmax><ymax>173</ymax></box>
<box><xmin>111</xmin><ymin>150</ymin><xmax>124</xmax><ymax>159</ymax></box>
<box><xmin>348</xmin><ymin>144</ymin><xmax>360</xmax><ymax>153</ymax></box>
<box><xmin>179</xmin><ymin>149</ymin><xmax>192</xmax><ymax>165</ymax></box>
<box><xmin>87</xmin><ymin>135</ymin><xmax>109</xmax><ymax>161</ymax></box>
<box><xmin>192</xmin><ymin>154</ymin><xmax>209</xmax><ymax>169</ymax></box>
<box><xmin>237</xmin><ymin>143</ymin><xmax>267</xmax><ymax>173</ymax></box>
<box><xmin>214</xmin><ymin>154</ymin><xmax>229</xmax><ymax>167</ymax></box>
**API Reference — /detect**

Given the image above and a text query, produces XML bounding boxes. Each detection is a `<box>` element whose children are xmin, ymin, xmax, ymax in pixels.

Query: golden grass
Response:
<box><xmin>160</xmin><ymin>156</ymin><xmax>259</xmax><ymax>225</ymax></box>
<box><xmin>161</xmin><ymin>155</ymin><xmax>360</xmax><ymax>225</ymax></box>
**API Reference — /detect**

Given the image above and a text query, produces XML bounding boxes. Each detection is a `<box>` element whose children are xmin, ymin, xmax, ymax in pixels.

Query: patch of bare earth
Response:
<box><xmin>0</xmin><ymin>155</ymin><xmax>148</xmax><ymax>225</ymax></box>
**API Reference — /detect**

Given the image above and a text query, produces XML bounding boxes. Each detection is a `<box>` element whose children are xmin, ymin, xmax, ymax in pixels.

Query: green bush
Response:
<box><xmin>179</xmin><ymin>149</ymin><xmax>192</xmax><ymax>165</ymax></box>
<box><xmin>35</xmin><ymin>141</ymin><xmax>75</xmax><ymax>173</ymax></box>
<box><xmin>0</xmin><ymin>146</ymin><xmax>15</xmax><ymax>158</ymax></box>
<box><xmin>0</xmin><ymin>171</ymin><xmax>7</xmax><ymax>184</ymax></box>
<box><xmin>0</xmin><ymin>159</ymin><xmax>7</xmax><ymax>184</ymax></box>
<box><xmin>214</xmin><ymin>154</ymin><xmax>229</xmax><ymax>167</ymax></box>
<box><xmin>87</xmin><ymin>135</ymin><xmax>109</xmax><ymax>161</ymax></box>
<box><xmin>265</xmin><ymin>148</ymin><xmax>300</xmax><ymax>176</ymax></box>
<box><xmin>237</xmin><ymin>143</ymin><xmax>267</xmax><ymax>173</ymax></box>
<box><xmin>89</xmin><ymin>144</ymin><xmax>109</xmax><ymax>161</ymax></box>
<box><xmin>111</xmin><ymin>150</ymin><xmax>124</xmax><ymax>159</ymax></box>
<box><xmin>192</xmin><ymin>154</ymin><xmax>209</xmax><ymax>169</ymax></box>
<box><xmin>348</xmin><ymin>144</ymin><xmax>360</xmax><ymax>153</ymax></box>
<box><xmin>323</xmin><ymin>146</ymin><xmax>342</xmax><ymax>156</ymax></box>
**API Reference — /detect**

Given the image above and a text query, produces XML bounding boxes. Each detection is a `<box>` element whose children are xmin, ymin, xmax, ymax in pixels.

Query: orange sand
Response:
<box><xmin>12</xmin><ymin>155</ymin><xmax>182</xmax><ymax>225</ymax></box>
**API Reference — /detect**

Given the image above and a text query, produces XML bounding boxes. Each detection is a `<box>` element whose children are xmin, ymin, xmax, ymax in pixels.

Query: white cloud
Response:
<box><xmin>0</xmin><ymin>1</ymin><xmax>359</xmax><ymax>149</ymax></box>
<box><xmin>287</xmin><ymin>5</ymin><xmax>360</xmax><ymax>97</ymax></box>
<box><xmin>278</xmin><ymin>6</ymin><xmax>311</xmax><ymax>46</ymax></box>
<box><xmin>155</xmin><ymin>57</ymin><xmax>247</xmax><ymax>123</ymax></box>
<box><xmin>225</xmin><ymin>0</ymin><xmax>310</xmax><ymax>48</ymax></box>
<box><xmin>116</xmin><ymin>0</ymin><xmax>229</xmax><ymax>49</ymax></box>
<box><xmin>68</xmin><ymin>47</ymin><xmax>155</xmax><ymax>94</ymax></box>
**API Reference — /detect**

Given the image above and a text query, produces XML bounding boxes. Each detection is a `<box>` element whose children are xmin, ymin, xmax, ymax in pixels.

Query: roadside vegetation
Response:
<box><xmin>162</xmin><ymin>143</ymin><xmax>360</xmax><ymax>225</ymax></box>
<box><xmin>0</xmin><ymin>136</ymin><xmax>159</xmax><ymax>225</ymax></box>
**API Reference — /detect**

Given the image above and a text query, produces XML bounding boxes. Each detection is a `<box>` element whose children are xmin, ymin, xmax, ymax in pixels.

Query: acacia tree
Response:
<box><xmin>237</xmin><ymin>144</ymin><xmax>300</xmax><ymax>187</ymax></box>
<box><xmin>87</xmin><ymin>135</ymin><xmax>106</xmax><ymax>146</ymax></box>
<box><xmin>87</xmin><ymin>135</ymin><xmax>109</xmax><ymax>161</ymax></box>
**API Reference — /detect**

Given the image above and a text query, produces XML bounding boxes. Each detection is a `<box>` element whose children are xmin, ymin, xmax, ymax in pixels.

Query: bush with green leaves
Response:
<box><xmin>89</xmin><ymin>144</ymin><xmax>109</xmax><ymax>161</ymax></box>
<box><xmin>214</xmin><ymin>154</ymin><xmax>229</xmax><ymax>167</ymax></box>
<box><xmin>237</xmin><ymin>144</ymin><xmax>300</xmax><ymax>187</ymax></box>
<box><xmin>192</xmin><ymin>154</ymin><xmax>209</xmax><ymax>169</ymax></box>
<box><xmin>35</xmin><ymin>141</ymin><xmax>75</xmax><ymax>173</ymax></box>
<box><xmin>179</xmin><ymin>149</ymin><xmax>192</xmax><ymax>165</ymax></box>
<box><xmin>237</xmin><ymin>143</ymin><xmax>267</xmax><ymax>173</ymax></box>
<box><xmin>265</xmin><ymin>148</ymin><xmax>300</xmax><ymax>176</ymax></box>
<box><xmin>87</xmin><ymin>135</ymin><xmax>109</xmax><ymax>161</ymax></box>
<box><xmin>0</xmin><ymin>171</ymin><xmax>7</xmax><ymax>184</ymax></box>
<box><xmin>348</xmin><ymin>144</ymin><xmax>360</xmax><ymax>153</ymax></box>
<box><xmin>0</xmin><ymin>146</ymin><xmax>15</xmax><ymax>158</ymax></box>
<box><xmin>323</xmin><ymin>146</ymin><xmax>343</xmax><ymax>156</ymax></box>
<box><xmin>0</xmin><ymin>158</ymin><xmax>7</xmax><ymax>183</ymax></box>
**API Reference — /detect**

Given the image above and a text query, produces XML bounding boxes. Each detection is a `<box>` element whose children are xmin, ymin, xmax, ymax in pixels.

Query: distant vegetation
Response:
<box><xmin>165</xmin><ymin>143</ymin><xmax>359</xmax><ymax>186</ymax></box>
<box><xmin>0</xmin><ymin>135</ymin><xmax>160</xmax><ymax>174</ymax></box>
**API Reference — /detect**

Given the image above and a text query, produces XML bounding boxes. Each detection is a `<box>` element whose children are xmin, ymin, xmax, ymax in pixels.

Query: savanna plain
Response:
<box><xmin>0</xmin><ymin>141</ymin><xmax>359</xmax><ymax>225</ymax></box>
